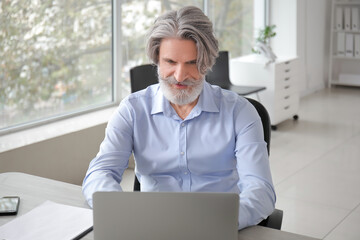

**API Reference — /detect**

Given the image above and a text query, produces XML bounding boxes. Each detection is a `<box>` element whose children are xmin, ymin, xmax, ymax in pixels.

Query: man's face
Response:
<box><xmin>158</xmin><ymin>38</ymin><xmax>204</xmax><ymax>106</ymax></box>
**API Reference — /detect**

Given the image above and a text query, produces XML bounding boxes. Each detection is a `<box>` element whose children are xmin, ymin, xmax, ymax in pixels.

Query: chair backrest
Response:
<box><xmin>205</xmin><ymin>51</ymin><xmax>231</xmax><ymax>88</ymax></box>
<box><xmin>245</xmin><ymin>97</ymin><xmax>271</xmax><ymax>155</ymax></box>
<box><xmin>130</xmin><ymin>64</ymin><xmax>158</xmax><ymax>93</ymax></box>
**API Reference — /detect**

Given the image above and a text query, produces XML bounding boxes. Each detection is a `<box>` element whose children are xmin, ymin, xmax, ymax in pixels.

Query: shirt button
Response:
<box><xmin>180</xmin><ymin>151</ymin><xmax>184</xmax><ymax>155</ymax></box>
<box><xmin>181</xmin><ymin>123</ymin><xmax>185</xmax><ymax>127</ymax></box>
<box><xmin>184</xmin><ymin>172</ymin><xmax>188</xmax><ymax>175</ymax></box>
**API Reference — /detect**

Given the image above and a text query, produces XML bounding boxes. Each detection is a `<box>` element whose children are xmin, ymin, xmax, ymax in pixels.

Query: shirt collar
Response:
<box><xmin>151</xmin><ymin>81</ymin><xmax>220</xmax><ymax>117</ymax></box>
<box><xmin>197</xmin><ymin>81</ymin><xmax>220</xmax><ymax>113</ymax></box>
<box><xmin>151</xmin><ymin>85</ymin><xmax>172</xmax><ymax>116</ymax></box>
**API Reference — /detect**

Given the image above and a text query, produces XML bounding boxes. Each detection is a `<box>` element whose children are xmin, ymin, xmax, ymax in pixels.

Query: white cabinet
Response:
<box><xmin>230</xmin><ymin>55</ymin><xmax>300</xmax><ymax>129</ymax></box>
<box><xmin>329</xmin><ymin>0</ymin><xmax>360</xmax><ymax>87</ymax></box>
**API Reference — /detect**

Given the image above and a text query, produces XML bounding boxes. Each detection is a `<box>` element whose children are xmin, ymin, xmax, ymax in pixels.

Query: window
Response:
<box><xmin>207</xmin><ymin>0</ymin><xmax>266</xmax><ymax>58</ymax></box>
<box><xmin>0</xmin><ymin>0</ymin><xmax>113</xmax><ymax>133</ymax></box>
<box><xmin>1</xmin><ymin>0</ymin><xmax>265</xmax><ymax>134</ymax></box>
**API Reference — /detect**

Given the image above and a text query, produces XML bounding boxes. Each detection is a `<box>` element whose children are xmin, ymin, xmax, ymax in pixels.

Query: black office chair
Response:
<box><xmin>130</xmin><ymin>64</ymin><xmax>159</xmax><ymax>93</ymax></box>
<box><xmin>205</xmin><ymin>51</ymin><xmax>265</xmax><ymax>96</ymax></box>
<box><xmin>130</xmin><ymin>63</ymin><xmax>283</xmax><ymax>230</ymax></box>
<box><xmin>244</xmin><ymin>97</ymin><xmax>283</xmax><ymax>230</ymax></box>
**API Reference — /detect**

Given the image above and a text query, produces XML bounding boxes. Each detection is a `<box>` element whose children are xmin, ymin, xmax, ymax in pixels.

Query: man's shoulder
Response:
<box><xmin>116</xmin><ymin>84</ymin><xmax>161</xmax><ymax>115</ymax></box>
<box><xmin>124</xmin><ymin>83</ymin><xmax>160</xmax><ymax>103</ymax></box>
<box><xmin>203</xmin><ymin>83</ymin><xmax>255</xmax><ymax>120</ymax></box>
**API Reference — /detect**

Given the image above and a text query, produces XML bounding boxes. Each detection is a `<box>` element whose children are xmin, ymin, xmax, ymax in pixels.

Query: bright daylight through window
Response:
<box><xmin>0</xmin><ymin>0</ymin><xmax>264</xmax><ymax>134</ymax></box>
<box><xmin>0</xmin><ymin>0</ymin><xmax>113</xmax><ymax>132</ymax></box>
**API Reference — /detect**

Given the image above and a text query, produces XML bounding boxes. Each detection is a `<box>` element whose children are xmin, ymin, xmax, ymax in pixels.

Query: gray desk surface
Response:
<box><xmin>0</xmin><ymin>172</ymin><xmax>319</xmax><ymax>240</ymax></box>
<box><xmin>223</xmin><ymin>85</ymin><xmax>266</xmax><ymax>96</ymax></box>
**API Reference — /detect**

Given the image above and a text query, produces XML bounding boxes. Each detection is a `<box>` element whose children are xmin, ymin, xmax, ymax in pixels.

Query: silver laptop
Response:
<box><xmin>93</xmin><ymin>191</ymin><xmax>239</xmax><ymax>240</ymax></box>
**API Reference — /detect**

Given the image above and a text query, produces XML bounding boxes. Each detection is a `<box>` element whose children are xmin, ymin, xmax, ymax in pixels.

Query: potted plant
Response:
<box><xmin>252</xmin><ymin>25</ymin><xmax>277</xmax><ymax>64</ymax></box>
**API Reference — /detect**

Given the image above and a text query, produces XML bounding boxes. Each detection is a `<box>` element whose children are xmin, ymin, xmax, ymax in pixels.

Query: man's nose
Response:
<box><xmin>174</xmin><ymin>64</ymin><xmax>188</xmax><ymax>82</ymax></box>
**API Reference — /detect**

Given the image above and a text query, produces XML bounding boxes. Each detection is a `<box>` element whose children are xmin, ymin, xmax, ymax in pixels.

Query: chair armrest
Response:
<box><xmin>257</xmin><ymin>208</ymin><xmax>283</xmax><ymax>230</ymax></box>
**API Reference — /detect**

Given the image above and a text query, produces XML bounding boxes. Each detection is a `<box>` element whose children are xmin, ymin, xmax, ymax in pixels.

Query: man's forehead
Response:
<box><xmin>159</xmin><ymin>38</ymin><xmax>197</xmax><ymax>59</ymax></box>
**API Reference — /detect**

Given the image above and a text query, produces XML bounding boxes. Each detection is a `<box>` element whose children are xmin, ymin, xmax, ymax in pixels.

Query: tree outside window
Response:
<box><xmin>0</xmin><ymin>0</ymin><xmax>259</xmax><ymax>133</ymax></box>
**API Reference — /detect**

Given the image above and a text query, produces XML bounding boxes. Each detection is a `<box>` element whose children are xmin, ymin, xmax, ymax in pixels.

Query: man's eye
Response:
<box><xmin>167</xmin><ymin>60</ymin><xmax>176</xmax><ymax>64</ymax></box>
<box><xmin>188</xmin><ymin>60</ymin><xmax>197</xmax><ymax>65</ymax></box>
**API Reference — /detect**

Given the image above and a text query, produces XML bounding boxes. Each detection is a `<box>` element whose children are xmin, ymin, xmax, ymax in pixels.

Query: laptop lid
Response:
<box><xmin>93</xmin><ymin>191</ymin><xmax>239</xmax><ymax>240</ymax></box>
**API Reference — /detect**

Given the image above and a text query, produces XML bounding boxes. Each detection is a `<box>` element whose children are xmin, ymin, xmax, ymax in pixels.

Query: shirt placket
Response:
<box><xmin>179</xmin><ymin>120</ymin><xmax>190</xmax><ymax>191</ymax></box>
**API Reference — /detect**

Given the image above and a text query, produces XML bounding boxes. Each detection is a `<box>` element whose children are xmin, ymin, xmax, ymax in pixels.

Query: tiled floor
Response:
<box><xmin>120</xmin><ymin>86</ymin><xmax>360</xmax><ymax>239</ymax></box>
<box><xmin>271</xmin><ymin>87</ymin><xmax>360</xmax><ymax>239</ymax></box>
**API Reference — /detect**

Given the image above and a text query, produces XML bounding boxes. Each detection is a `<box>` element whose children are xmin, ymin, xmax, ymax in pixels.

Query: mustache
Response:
<box><xmin>159</xmin><ymin>75</ymin><xmax>202</xmax><ymax>86</ymax></box>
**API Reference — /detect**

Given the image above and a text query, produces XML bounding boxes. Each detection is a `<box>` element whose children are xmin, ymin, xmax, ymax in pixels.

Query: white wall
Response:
<box><xmin>270</xmin><ymin>0</ymin><xmax>297</xmax><ymax>57</ymax></box>
<box><xmin>0</xmin><ymin>124</ymin><xmax>106</xmax><ymax>185</ymax></box>
<box><xmin>298</xmin><ymin>0</ymin><xmax>331</xmax><ymax>95</ymax></box>
<box><xmin>270</xmin><ymin>0</ymin><xmax>331</xmax><ymax>96</ymax></box>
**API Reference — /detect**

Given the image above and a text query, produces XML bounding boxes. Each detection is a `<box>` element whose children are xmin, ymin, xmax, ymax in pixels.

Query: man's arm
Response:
<box><xmin>235</xmin><ymin>102</ymin><xmax>276</xmax><ymax>229</ymax></box>
<box><xmin>82</xmin><ymin>102</ymin><xmax>134</xmax><ymax>207</ymax></box>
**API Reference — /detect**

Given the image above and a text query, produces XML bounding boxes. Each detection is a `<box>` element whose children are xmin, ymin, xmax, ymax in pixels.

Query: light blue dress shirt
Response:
<box><xmin>82</xmin><ymin>82</ymin><xmax>276</xmax><ymax>229</ymax></box>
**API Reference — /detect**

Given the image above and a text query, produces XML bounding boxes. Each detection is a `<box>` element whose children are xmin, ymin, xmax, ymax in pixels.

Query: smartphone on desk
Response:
<box><xmin>0</xmin><ymin>196</ymin><xmax>20</xmax><ymax>215</ymax></box>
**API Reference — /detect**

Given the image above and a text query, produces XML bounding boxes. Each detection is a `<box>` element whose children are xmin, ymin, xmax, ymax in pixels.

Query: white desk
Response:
<box><xmin>0</xmin><ymin>172</ymin><xmax>319</xmax><ymax>240</ymax></box>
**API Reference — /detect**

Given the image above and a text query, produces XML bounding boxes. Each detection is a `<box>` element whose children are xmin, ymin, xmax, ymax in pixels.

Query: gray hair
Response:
<box><xmin>146</xmin><ymin>6</ymin><xmax>219</xmax><ymax>75</ymax></box>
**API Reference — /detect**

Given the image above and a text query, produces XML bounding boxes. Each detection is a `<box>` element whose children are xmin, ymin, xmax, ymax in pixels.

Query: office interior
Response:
<box><xmin>0</xmin><ymin>0</ymin><xmax>359</xmax><ymax>239</ymax></box>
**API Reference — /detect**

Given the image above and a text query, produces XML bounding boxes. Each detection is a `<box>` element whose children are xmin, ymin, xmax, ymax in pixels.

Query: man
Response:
<box><xmin>82</xmin><ymin>6</ymin><xmax>275</xmax><ymax>230</ymax></box>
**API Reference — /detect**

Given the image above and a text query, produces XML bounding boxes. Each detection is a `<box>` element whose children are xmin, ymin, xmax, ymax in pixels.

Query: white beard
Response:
<box><xmin>158</xmin><ymin>70</ymin><xmax>204</xmax><ymax>106</ymax></box>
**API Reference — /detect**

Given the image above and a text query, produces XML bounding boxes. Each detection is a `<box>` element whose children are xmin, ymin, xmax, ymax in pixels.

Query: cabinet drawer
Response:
<box><xmin>275</xmin><ymin>59</ymin><xmax>299</xmax><ymax>82</ymax></box>
<box><xmin>271</xmin><ymin>95</ymin><xmax>299</xmax><ymax>125</ymax></box>
<box><xmin>277</xmin><ymin>98</ymin><xmax>299</xmax><ymax>116</ymax></box>
<box><xmin>275</xmin><ymin>74</ymin><xmax>297</xmax><ymax>90</ymax></box>
<box><xmin>272</xmin><ymin>103</ymin><xmax>298</xmax><ymax>125</ymax></box>
<box><xmin>275</xmin><ymin>59</ymin><xmax>299</xmax><ymax>73</ymax></box>
<box><xmin>274</xmin><ymin>93</ymin><xmax>298</xmax><ymax>109</ymax></box>
<box><xmin>276</xmin><ymin>80</ymin><xmax>298</xmax><ymax>97</ymax></box>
